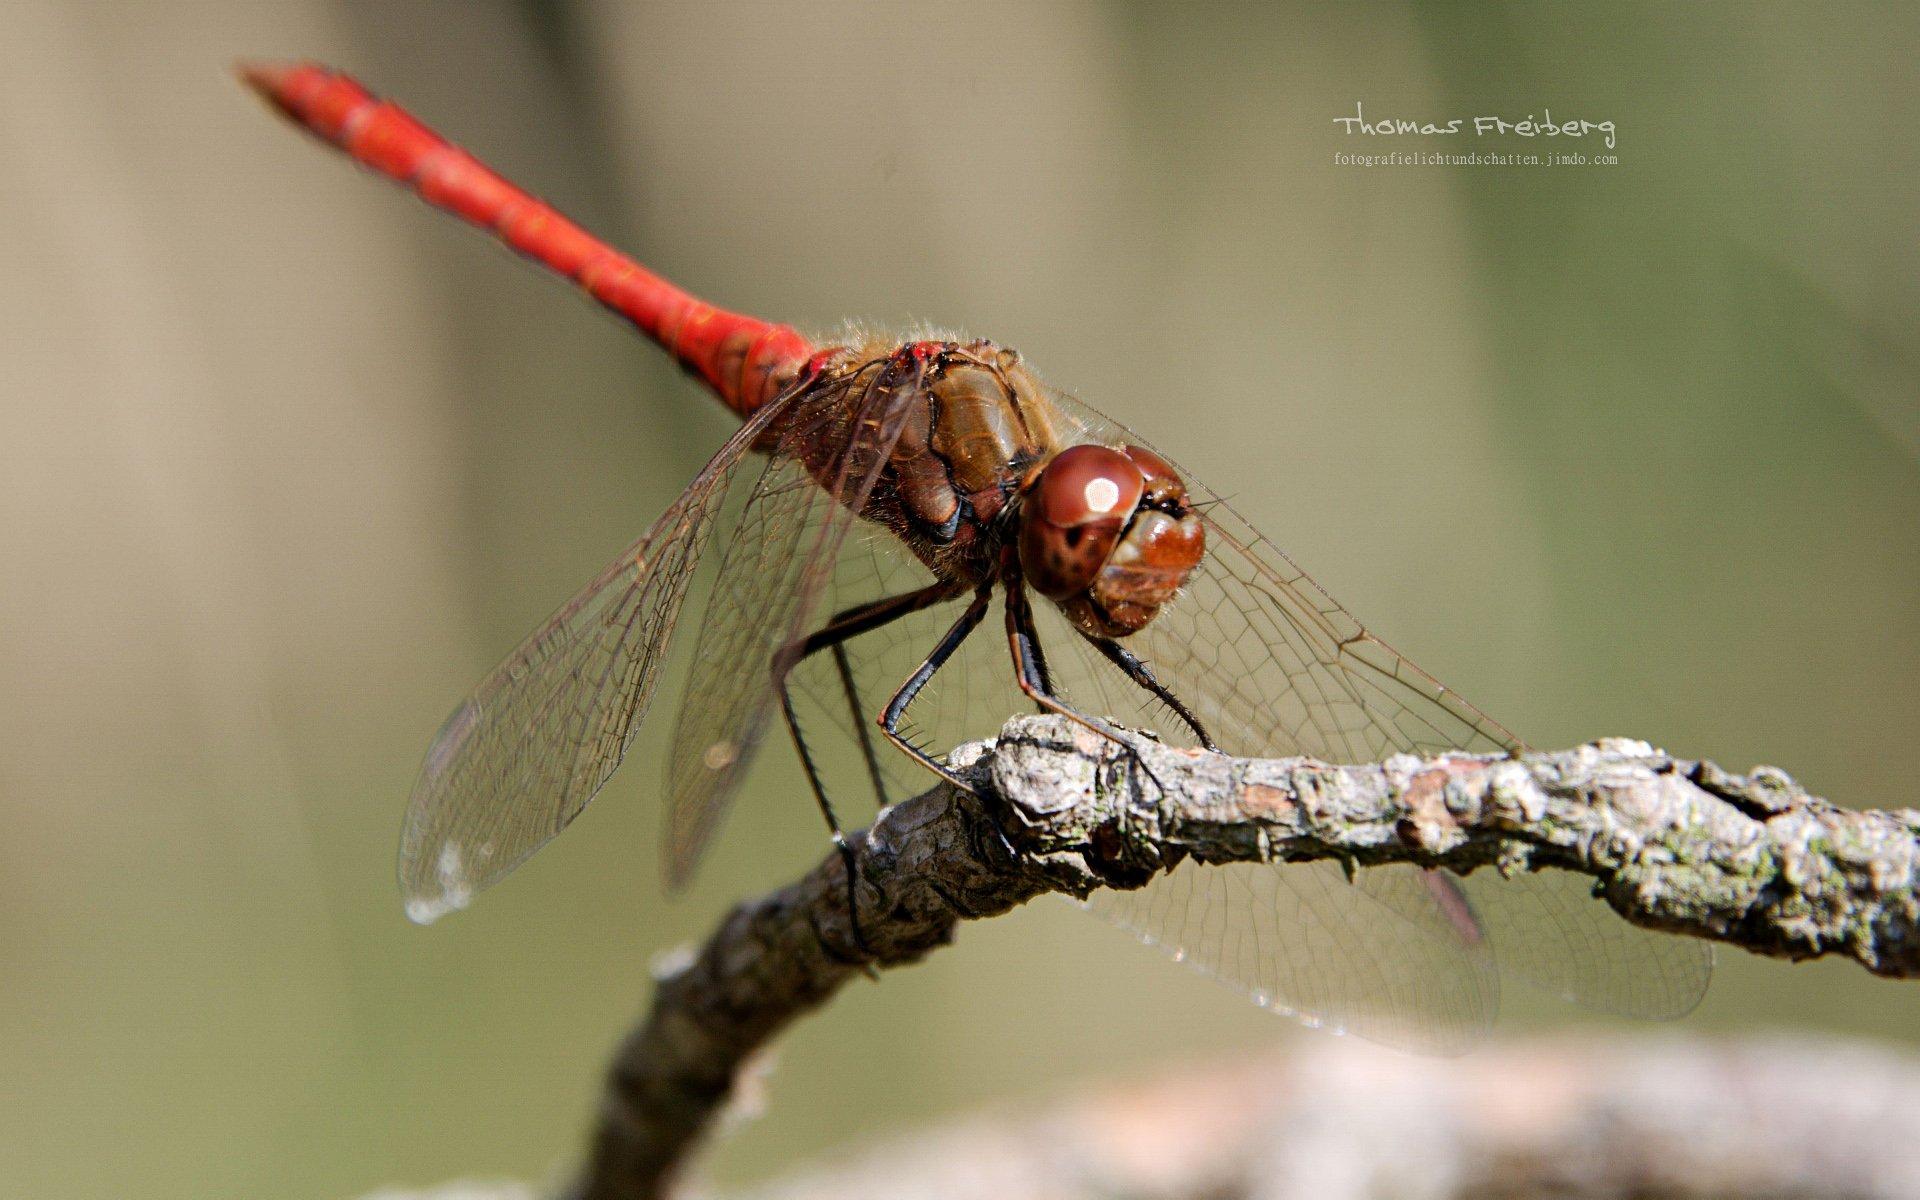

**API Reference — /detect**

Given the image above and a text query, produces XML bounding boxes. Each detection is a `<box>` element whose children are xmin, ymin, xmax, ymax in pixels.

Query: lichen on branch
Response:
<box><xmin>569</xmin><ymin>714</ymin><xmax>1918</xmax><ymax>1200</ymax></box>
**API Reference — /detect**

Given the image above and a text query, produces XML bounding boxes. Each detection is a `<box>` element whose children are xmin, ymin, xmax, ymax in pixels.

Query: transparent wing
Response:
<box><xmin>661</xmin><ymin>357</ymin><xmax>921</xmax><ymax>887</ymax></box>
<box><xmin>778</xmin><ymin>526</ymin><xmax>968</xmax><ymax>807</ymax></box>
<box><xmin>1452</xmin><ymin>868</ymin><xmax>1713</xmax><ymax>1019</ymax></box>
<box><xmin>397</xmin><ymin>393</ymin><xmax>793</xmax><ymax>923</ymax></box>
<box><xmin>1044</xmin><ymin>391</ymin><xmax>1711</xmax><ymax>1022</ymax></box>
<box><xmin>1092</xmin><ymin>860</ymin><xmax>1496</xmax><ymax>1053</ymax></box>
<box><xmin>777</xmin><ymin>489</ymin><xmax>1501</xmax><ymax>1052</ymax></box>
<box><xmin>780</xmin><ymin>385</ymin><xmax>1709</xmax><ymax>1041</ymax></box>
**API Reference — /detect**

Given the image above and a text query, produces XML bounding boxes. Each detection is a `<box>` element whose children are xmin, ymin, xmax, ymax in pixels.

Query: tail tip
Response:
<box><xmin>235</xmin><ymin>59</ymin><xmax>331</xmax><ymax>116</ymax></box>
<box><xmin>236</xmin><ymin>59</ymin><xmax>295</xmax><ymax>94</ymax></box>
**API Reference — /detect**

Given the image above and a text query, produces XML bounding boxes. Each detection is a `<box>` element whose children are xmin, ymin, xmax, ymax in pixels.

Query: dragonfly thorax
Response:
<box><xmin>792</xmin><ymin>339</ymin><xmax>1066</xmax><ymax>588</ymax></box>
<box><xmin>796</xmin><ymin>337</ymin><xmax>1205</xmax><ymax>637</ymax></box>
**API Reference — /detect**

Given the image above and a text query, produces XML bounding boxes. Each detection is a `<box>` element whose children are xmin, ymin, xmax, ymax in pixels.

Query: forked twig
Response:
<box><xmin>569</xmin><ymin>713</ymin><xmax>1919</xmax><ymax>1200</ymax></box>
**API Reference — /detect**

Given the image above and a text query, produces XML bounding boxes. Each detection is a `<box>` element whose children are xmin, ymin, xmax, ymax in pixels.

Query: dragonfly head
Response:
<box><xmin>1017</xmin><ymin>443</ymin><xmax>1205</xmax><ymax>636</ymax></box>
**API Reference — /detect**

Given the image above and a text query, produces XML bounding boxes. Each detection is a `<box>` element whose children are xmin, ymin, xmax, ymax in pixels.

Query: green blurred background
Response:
<box><xmin>1</xmin><ymin>2</ymin><xmax>1914</xmax><ymax>1197</ymax></box>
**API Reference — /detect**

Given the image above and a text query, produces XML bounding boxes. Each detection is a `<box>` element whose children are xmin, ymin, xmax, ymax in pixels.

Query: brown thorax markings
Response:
<box><xmin>781</xmin><ymin>338</ymin><xmax>1067</xmax><ymax>588</ymax></box>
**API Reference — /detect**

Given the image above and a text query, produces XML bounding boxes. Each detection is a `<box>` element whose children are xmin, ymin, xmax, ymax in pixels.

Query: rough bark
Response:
<box><xmin>561</xmin><ymin>713</ymin><xmax>1918</xmax><ymax>1199</ymax></box>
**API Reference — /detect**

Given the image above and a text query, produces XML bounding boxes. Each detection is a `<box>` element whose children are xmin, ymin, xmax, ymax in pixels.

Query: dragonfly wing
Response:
<box><xmin>1041</xmin><ymin>392</ymin><xmax>1710</xmax><ymax>1029</ymax></box>
<box><xmin>1089</xmin><ymin>860</ymin><xmax>1495</xmax><ymax>1053</ymax></box>
<box><xmin>1452</xmin><ymin>867</ymin><xmax>1712</xmax><ymax>1018</ymax></box>
<box><xmin>765</xmin><ymin>440</ymin><xmax>1501</xmax><ymax>1052</ymax></box>
<box><xmin>661</xmin><ymin>358</ymin><xmax>921</xmax><ymax>887</ymax></box>
<box><xmin>776</xmin><ymin>529</ymin><xmax>974</xmax><ymax>807</ymax></box>
<box><xmin>397</xmin><ymin>393</ymin><xmax>792</xmax><ymax>923</ymax></box>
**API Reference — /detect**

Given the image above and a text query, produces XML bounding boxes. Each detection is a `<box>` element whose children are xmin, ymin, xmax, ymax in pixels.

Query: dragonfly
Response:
<box><xmin>245</xmin><ymin>62</ymin><xmax>1710</xmax><ymax>1052</ymax></box>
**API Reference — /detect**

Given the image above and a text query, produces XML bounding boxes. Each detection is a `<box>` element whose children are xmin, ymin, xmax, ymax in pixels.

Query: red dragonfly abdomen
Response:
<box><xmin>240</xmin><ymin>62</ymin><xmax>811</xmax><ymax>417</ymax></box>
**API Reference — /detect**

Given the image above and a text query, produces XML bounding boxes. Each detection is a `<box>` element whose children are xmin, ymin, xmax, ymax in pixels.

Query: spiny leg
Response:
<box><xmin>774</xmin><ymin>582</ymin><xmax>960</xmax><ymax>952</ymax></box>
<box><xmin>1027</xmin><ymin>607</ymin><xmax>1058</xmax><ymax>700</ymax></box>
<box><xmin>1005</xmin><ymin>585</ymin><xmax>1173</xmax><ymax>795</ymax></box>
<box><xmin>1080</xmin><ymin>634</ymin><xmax>1218</xmax><ymax>751</ymax></box>
<box><xmin>1003</xmin><ymin>585</ymin><xmax>1131</xmax><ymax>744</ymax></box>
<box><xmin>878</xmin><ymin>585</ymin><xmax>996</xmax><ymax>785</ymax></box>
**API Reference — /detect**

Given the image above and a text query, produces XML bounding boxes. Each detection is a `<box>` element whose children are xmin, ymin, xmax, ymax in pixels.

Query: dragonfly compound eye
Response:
<box><xmin>1032</xmin><ymin>444</ymin><xmax>1206</xmax><ymax>637</ymax></box>
<box><xmin>1019</xmin><ymin>445</ymin><xmax>1146</xmax><ymax>601</ymax></box>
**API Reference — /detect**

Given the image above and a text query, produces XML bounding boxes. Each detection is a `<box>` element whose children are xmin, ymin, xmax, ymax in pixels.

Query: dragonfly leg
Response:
<box><xmin>774</xmin><ymin>582</ymin><xmax>961</xmax><ymax>953</ymax></box>
<box><xmin>1079</xmin><ymin>634</ymin><xmax>1218</xmax><ymax>751</ymax></box>
<box><xmin>1005</xmin><ymin>585</ymin><xmax>1176</xmax><ymax>801</ymax></box>
<box><xmin>877</xmin><ymin>585</ymin><xmax>996</xmax><ymax>786</ymax></box>
<box><xmin>1003</xmin><ymin>585</ymin><xmax>1132</xmax><ymax>744</ymax></box>
<box><xmin>831</xmin><ymin>640</ymin><xmax>890</xmax><ymax>810</ymax></box>
<box><xmin>1027</xmin><ymin>609</ymin><xmax>1058</xmax><ymax>697</ymax></box>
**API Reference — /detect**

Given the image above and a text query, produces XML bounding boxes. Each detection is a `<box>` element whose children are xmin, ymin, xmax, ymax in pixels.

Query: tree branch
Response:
<box><xmin>569</xmin><ymin>714</ymin><xmax>1920</xmax><ymax>1200</ymax></box>
<box><xmin>372</xmin><ymin>1033</ymin><xmax>1920</xmax><ymax>1200</ymax></box>
<box><xmin>723</xmin><ymin>1034</ymin><xmax>1920</xmax><ymax>1200</ymax></box>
